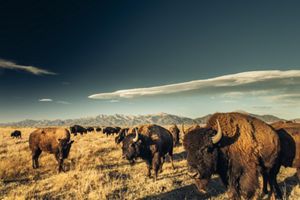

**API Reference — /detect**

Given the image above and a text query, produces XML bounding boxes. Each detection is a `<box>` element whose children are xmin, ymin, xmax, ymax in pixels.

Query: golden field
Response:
<box><xmin>0</xmin><ymin>126</ymin><xmax>300</xmax><ymax>200</ymax></box>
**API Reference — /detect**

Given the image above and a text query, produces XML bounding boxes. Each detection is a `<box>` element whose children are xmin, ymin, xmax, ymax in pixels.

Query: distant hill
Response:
<box><xmin>0</xmin><ymin>112</ymin><xmax>287</xmax><ymax>128</ymax></box>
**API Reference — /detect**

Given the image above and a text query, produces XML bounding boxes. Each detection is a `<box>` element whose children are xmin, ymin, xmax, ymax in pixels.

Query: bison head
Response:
<box><xmin>121</xmin><ymin>129</ymin><xmax>145</xmax><ymax>164</ymax></box>
<box><xmin>183</xmin><ymin>120</ymin><xmax>222</xmax><ymax>193</ymax></box>
<box><xmin>57</xmin><ymin>139</ymin><xmax>74</xmax><ymax>160</ymax></box>
<box><xmin>115</xmin><ymin>128</ymin><xmax>128</xmax><ymax>144</ymax></box>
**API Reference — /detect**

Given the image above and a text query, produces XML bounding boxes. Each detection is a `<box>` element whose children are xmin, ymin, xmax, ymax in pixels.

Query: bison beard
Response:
<box><xmin>183</xmin><ymin>112</ymin><xmax>281</xmax><ymax>200</ymax></box>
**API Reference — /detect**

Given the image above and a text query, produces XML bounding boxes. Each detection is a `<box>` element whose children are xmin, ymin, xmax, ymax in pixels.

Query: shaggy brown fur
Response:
<box><xmin>168</xmin><ymin>124</ymin><xmax>180</xmax><ymax>146</ymax></box>
<box><xmin>29</xmin><ymin>128</ymin><xmax>74</xmax><ymax>172</ymax></box>
<box><xmin>184</xmin><ymin>112</ymin><xmax>281</xmax><ymax>200</ymax></box>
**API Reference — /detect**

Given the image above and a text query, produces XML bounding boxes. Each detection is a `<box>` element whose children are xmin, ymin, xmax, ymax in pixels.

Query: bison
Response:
<box><xmin>103</xmin><ymin>126</ymin><xmax>118</xmax><ymax>136</ymax></box>
<box><xmin>70</xmin><ymin>125</ymin><xmax>87</xmax><ymax>136</ymax></box>
<box><xmin>265</xmin><ymin>121</ymin><xmax>300</xmax><ymax>196</ymax></box>
<box><xmin>11</xmin><ymin>130</ymin><xmax>21</xmax><ymax>138</ymax></box>
<box><xmin>29</xmin><ymin>128</ymin><xmax>74</xmax><ymax>172</ymax></box>
<box><xmin>86</xmin><ymin>127</ymin><xmax>95</xmax><ymax>132</ymax></box>
<box><xmin>168</xmin><ymin>124</ymin><xmax>180</xmax><ymax>146</ymax></box>
<box><xmin>183</xmin><ymin>112</ymin><xmax>281</xmax><ymax>200</ymax></box>
<box><xmin>114</xmin><ymin>126</ymin><xmax>121</xmax><ymax>133</ymax></box>
<box><xmin>95</xmin><ymin>127</ymin><xmax>102</xmax><ymax>132</ymax></box>
<box><xmin>121</xmin><ymin>124</ymin><xmax>174</xmax><ymax>181</ymax></box>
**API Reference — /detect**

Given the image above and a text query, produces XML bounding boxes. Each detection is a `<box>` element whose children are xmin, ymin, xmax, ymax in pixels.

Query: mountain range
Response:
<box><xmin>0</xmin><ymin>111</ymin><xmax>286</xmax><ymax>127</ymax></box>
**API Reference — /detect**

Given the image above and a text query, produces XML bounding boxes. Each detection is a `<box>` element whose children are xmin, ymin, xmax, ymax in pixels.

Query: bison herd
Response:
<box><xmin>7</xmin><ymin>112</ymin><xmax>300</xmax><ymax>199</ymax></box>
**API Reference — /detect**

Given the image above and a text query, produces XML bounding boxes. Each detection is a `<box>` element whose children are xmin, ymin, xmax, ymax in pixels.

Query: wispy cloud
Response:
<box><xmin>39</xmin><ymin>99</ymin><xmax>71</xmax><ymax>104</ymax></box>
<box><xmin>39</xmin><ymin>98</ymin><xmax>53</xmax><ymax>102</ymax></box>
<box><xmin>89</xmin><ymin>70</ymin><xmax>300</xmax><ymax>104</ymax></box>
<box><xmin>109</xmin><ymin>99</ymin><xmax>120</xmax><ymax>103</ymax></box>
<box><xmin>0</xmin><ymin>59</ymin><xmax>56</xmax><ymax>75</ymax></box>
<box><xmin>56</xmin><ymin>100</ymin><xmax>71</xmax><ymax>104</ymax></box>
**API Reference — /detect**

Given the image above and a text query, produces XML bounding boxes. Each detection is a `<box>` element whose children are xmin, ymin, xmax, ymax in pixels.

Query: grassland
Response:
<box><xmin>0</xmin><ymin>126</ymin><xmax>300</xmax><ymax>200</ymax></box>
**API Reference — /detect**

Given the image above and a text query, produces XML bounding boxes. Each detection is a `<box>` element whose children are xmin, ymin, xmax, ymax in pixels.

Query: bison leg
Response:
<box><xmin>159</xmin><ymin>156</ymin><xmax>165</xmax><ymax>173</ymax></box>
<box><xmin>261</xmin><ymin>171</ymin><xmax>269</xmax><ymax>197</ymax></box>
<box><xmin>268</xmin><ymin>165</ymin><xmax>282</xmax><ymax>200</ymax></box>
<box><xmin>32</xmin><ymin>148</ymin><xmax>42</xmax><ymax>169</ymax></box>
<box><xmin>239</xmin><ymin>169</ymin><xmax>260</xmax><ymax>200</ymax></box>
<box><xmin>145</xmin><ymin>160</ymin><xmax>152</xmax><ymax>177</ymax></box>
<box><xmin>152</xmin><ymin>153</ymin><xmax>161</xmax><ymax>181</ymax></box>
<box><xmin>55</xmin><ymin>153</ymin><xmax>64</xmax><ymax>173</ymax></box>
<box><xmin>168</xmin><ymin>149</ymin><xmax>175</xmax><ymax>170</ymax></box>
<box><xmin>297</xmin><ymin>168</ymin><xmax>300</xmax><ymax>185</ymax></box>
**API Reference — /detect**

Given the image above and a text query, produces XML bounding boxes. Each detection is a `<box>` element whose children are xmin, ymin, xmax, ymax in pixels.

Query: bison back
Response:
<box><xmin>29</xmin><ymin>128</ymin><xmax>71</xmax><ymax>153</ymax></box>
<box><xmin>137</xmin><ymin>124</ymin><xmax>173</xmax><ymax>155</ymax></box>
<box><xmin>207</xmin><ymin>112</ymin><xmax>280</xmax><ymax>169</ymax></box>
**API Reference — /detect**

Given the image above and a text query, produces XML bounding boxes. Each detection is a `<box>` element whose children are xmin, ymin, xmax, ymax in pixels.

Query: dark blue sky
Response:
<box><xmin>1</xmin><ymin>0</ymin><xmax>300</xmax><ymax>122</ymax></box>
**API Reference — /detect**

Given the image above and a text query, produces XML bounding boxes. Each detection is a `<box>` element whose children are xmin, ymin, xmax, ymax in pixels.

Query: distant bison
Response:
<box><xmin>70</xmin><ymin>125</ymin><xmax>87</xmax><ymax>136</ymax></box>
<box><xmin>11</xmin><ymin>130</ymin><xmax>21</xmax><ymax>138</ymax></box>
<box><xmin>29</xmin><ymin>128</ymin><xmax>74</xmax><ymax>172</ymax></box>
<box><xmin>103</xmin><ymin>126</ymin><xmax>119</xmax><ymax>136</ymax></box>
<box><xmin>86</xmin><ymin>127</ymin><xmax>94</xmax><ymax>132</ymax></box>
<box><xmin>121</xmin><ymin>124</ymin><xmax>174</xmax><ymax>181</ymax></box>
<box><xmin>183</xmin><ymin>112</ymin><xmax>281</xmax><ymax>199</ymax></box>
<box><xmin>168</xmin><ymin>124</ymin><xmax>180</xmax><ymax>146</ymax></box>
<box><xmin>95</xmin><ymin>127</ymin><xmax>102</xmax><ymax>132</ymax></box>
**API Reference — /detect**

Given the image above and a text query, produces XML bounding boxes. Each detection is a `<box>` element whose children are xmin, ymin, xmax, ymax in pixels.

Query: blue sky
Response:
<box><xmin>0</xmin><ymin>1</ymin><xmax>300</xmax><ymax>122</ymax></box>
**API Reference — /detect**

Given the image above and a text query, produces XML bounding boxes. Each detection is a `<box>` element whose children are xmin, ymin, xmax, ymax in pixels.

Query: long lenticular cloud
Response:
<box><xmin>88</xmin><ymin>70</ymin><xmax>300</xmax><ymax>99</ymax></box>
<box><xmin>0</xmin><ymin>59</ymin><xmax>56</xmax><ymax>75</ymax></box>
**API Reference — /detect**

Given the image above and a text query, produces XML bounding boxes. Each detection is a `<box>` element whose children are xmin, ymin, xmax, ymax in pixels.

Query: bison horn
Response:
<box><xmin>133</xmin><ymin>128</ymin><xmax>139</xmax><ymax>142</ymax></box>
<box><xmin>212</xmin><ymin>120</ymin><xmax>222</xmax><ymax>144</ymax></box>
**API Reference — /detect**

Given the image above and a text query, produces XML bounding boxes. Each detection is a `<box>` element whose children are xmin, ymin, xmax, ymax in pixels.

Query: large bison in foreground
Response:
<box><xmin>168</xmin><ymin>124</ymin><xmax>180</xmax><ymax>146</ymax></box>
<box><xmin>29</xmin><ymin>128</ymin><xmax>74</xmax><ymax>172</ymax></box>
<box><xmin>183</xmin><ymin>112</ymin><xmax>281</xmax><ymax>200</ymax></box>
<box><xmin>121</xmin><ymin>124</ymin><xmax>174</xmax><ymax>181</ymax></box>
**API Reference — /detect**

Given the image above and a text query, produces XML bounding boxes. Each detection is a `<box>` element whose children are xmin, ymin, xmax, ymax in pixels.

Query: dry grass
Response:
<box><xmin>0</xmin><ymin>126</ymin><xmax>299</xmax><ymax>200</ymax></box>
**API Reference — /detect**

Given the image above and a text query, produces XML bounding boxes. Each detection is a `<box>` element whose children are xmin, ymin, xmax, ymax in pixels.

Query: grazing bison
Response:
<box><xmin>121</xmin><ymin>124</ymin><xmax>174</xmax><ymax>181</ymax></box>
<box><xmin>29</xmin><ymin>128</ymin><xmax>74</xmax><ymax>172</ymax></box>
<box><xmin>95</xmin><ymin>127</ymin><xmax>102</xmax><ymax>132</ymax></box>
<box><xmin>183</xmin><ymin>112</ymin><xmax>281</xmax><ymax>200</ymax></box>
<box><xmin>11</xmin><ymin>130</ymin><xmax>22</xmax><ymax>138</ymax></box>
<box><xmin>70</xmin><ymin>125</ymin><xmax>87</xmax><ymax>136</ymax></box>
<box><xmin>168</xmin><ymin>124</ymin><xmax>180</xmax><ymax>146</ymax></box>
<box><xmin>86</xmin><ymin>127</ymin><xmax>95</xmax><ymax>132</ymax></box>
<box><xmin>103</xmin><ymin>126</ymin><xmax>117</xmax><ymax>136</ymax></box>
